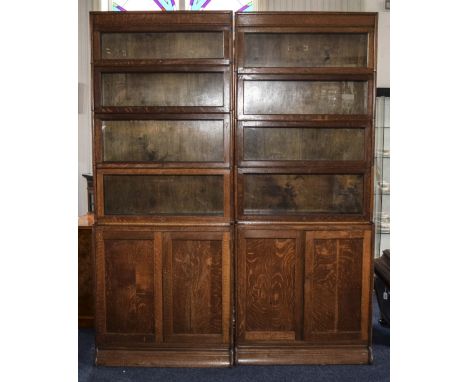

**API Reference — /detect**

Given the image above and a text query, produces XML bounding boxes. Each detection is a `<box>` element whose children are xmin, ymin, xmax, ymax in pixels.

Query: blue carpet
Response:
<box><xmin>79</xmin><ymin>295</ymin><xmax>389</xmax><ymax>382</ymax></box>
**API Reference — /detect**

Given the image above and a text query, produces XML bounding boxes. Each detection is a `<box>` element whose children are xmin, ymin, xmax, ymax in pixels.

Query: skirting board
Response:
<box><xmin>235</xmin><ymin>345</ymin><xmax>372</xmax><ymax>365</ymax></box>
<box><xmin>95</xmin><ymin>348</ymin><xmax>232</xmax><ymax>367</ymax></box>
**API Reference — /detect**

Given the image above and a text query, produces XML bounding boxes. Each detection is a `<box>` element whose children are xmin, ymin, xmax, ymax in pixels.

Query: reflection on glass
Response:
<box><xmin>101</xmin><ymin>32</ymin><xmax>224</xmax><ymax>59</ymax></box>
<box><xmin>103</xmin><ymin>120</ymin><xmax>224</xmax><ymax>162</ymax></box>
<box><xmin>243</xmin><ymin>174</ymin><xmax>363</xmax><ymax>215</ymax></box>
<box><xmin>244</xmin><ymin>127</ymin><xmax>365</xmax><ymax>161</ymax></box>
<box><xmin>104</xmin><ymin>175</ymin><xmax>224</xmax><ymax>215</ymax></box>
<box><xmin>244</xmin><ymin>33</ymin><xmax>368</xmax><ymax>68</ymax></box>
<box><xmin>101</xmin><ymin>73</ymin><xmax>224</xmax><ymax>107</ymax></box>
<box><xmin>244</xmin><ymin>81</ymin><xmax>367</xmax><ymax>115</ymax></box>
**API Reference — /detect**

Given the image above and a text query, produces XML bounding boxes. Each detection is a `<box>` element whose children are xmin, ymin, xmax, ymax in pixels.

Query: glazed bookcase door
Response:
<box><xmin>237</xmin><ymin>120</ymin><xmax>371</xmax><ymax>168</ymax></box>
<box><xmin>235</xmin><ymin>12</ymin><xmax>376</xmax><ymax>73</ymax></box>
<box><xmin>237</xmin><ymin>168</ymin><xmax>372</xmax><ymax>222</ymax></box>
<box><xmin>95</xmin><ymin>67</ymin><xmax>231</xmax><ymax>114</ymax></box>
<box><xmin>304</xmin><ymin>229</ymin><xmax>373</xmax><ymax>343</ymax></box>
<box><xmin>95</xmin><ymin>115</ymin><xmax>231</xmax><ymax>168</ymax></box>
<box><xmin>162</xmin><ymin>231</ymin><xmax>231</xmax><ymax>344</ymax></box>
<box><xmin>95</xmin><ymin>169</ymin><xmax>231</xmax><ymax>224</ymax></box>
<box><xmin>92</xmin><ymin>12</ymin><xmax>231</xmax><ymax>66</ymax></box>
<box><xmin>237</xmin><ymin>74</ymin><xmax>373</xmax><ymax>121</ymax></box>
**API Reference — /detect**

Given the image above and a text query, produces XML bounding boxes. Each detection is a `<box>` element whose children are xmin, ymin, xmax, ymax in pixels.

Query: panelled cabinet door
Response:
<box><xmin>162</xmin><ymin>231</ymin><xmax>231</xmax><ymax>344</ymax></box>
<box><xmin>237</xmin><ymin>230</ymin><xmax>303</xmax><ymax>342</ymax></box>
<box><xmin>95</xmin><ymin>230</ymin><xmax>160</xmax><ymax>346</ymax></box>
<box><xmin>304</xmin><ymin>230</ymin><xmax>372</xmax><ymax>343</ymax></box>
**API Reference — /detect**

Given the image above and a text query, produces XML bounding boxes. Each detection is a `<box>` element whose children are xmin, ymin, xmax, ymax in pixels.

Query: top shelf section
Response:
<box><xmin>91</xmin><ymin>12</ymin><xmax>232</xmax><ymax>65</ymax></box>
<box><xmin>235</xmin><ymin>12</ymin><xmax>377</xmax><ymax>74</ymax></box>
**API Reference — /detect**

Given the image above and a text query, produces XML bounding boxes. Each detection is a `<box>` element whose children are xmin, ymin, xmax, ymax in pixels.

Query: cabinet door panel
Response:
<box><xmin>244</xmin><ymin>33</ymin><xmax>368</xmax><ymax>68</ymax></box>
<box><xmin>237</xmin><ymin>230</ymin><xmax>303</xmax><ymax>342</ymax></box>
<box><xmin>95</xmin><ymin>230</ymin><xmax>159</xmax><ymax>345</ymax></box>
<box><xmin>101</xmin><ymin>72</ymin><xmax>224</xmax><ymax>107</ymax></box>
<box><xmin>243</xmin><ymin>80</ymin><xmax>368</xmax><ymax>115</ymax></box>
<box><xmin>304</xmin><ymin>230</ymin><xmax>372</xmax><ymax>342</ymax></box>
<box><xmin>163</xmin><ymin>232</ymin><xmax>231</xmax><ymax>343</ymax></box>
<box><xmin>101</xmin><ymin>32</ymin><xmax>224</xmax><ymax>60</ymax></box>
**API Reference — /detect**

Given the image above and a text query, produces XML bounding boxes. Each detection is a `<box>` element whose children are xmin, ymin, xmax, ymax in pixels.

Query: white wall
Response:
<box><xmin>254</xmin><ymin>0</ymin><xmax>364</xmax><ymax>12</ymax></box>
<box><xmin>362</xmin><ymin>0</ymin><xmax>390</xmax><ymax>87</ymax></box>
<box><xmin>78</xmin><ymin>0</ymin><xmax>94</xmax><ymax>216</ymax></box>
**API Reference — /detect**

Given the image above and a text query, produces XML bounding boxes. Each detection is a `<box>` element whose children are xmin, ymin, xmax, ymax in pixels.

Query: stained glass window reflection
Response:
<box><xmin>110</xmin><ymin>0</ymin><xmax>253</xmax><ymax>12</ymax></box>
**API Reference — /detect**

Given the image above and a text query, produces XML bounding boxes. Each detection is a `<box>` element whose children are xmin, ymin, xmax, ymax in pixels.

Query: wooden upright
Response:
<box><xmin>90</xmin><ymin>11</ymin><xmax>377</xmax><ymax>367</ymax></box>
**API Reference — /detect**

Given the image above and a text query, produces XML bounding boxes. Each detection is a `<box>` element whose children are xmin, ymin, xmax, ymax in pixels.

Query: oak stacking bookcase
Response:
<box><xmin>91</xmin><ymin>11</ymin><xmax>234</xmax><ymax>367</ymax></box>
<box><xmin>90</xmin><ymin>11</ymin><xmax>377</xmax><ymax>367</ymax></box>
<box><xmin>234</xmin><ymin>12</ymin><xmax>377</xmax><ymax>365</ymax></box>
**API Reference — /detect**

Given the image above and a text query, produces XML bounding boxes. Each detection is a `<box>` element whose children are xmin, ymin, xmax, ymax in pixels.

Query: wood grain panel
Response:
<box><xmin>78</xmin><ymin>226</ymin><xmax>93</xmax><ymax>327</ymax></box>
<box><xmin>244</xmin><ymin>33</ymin><xmax>368</xmax><ymax>68</ymax></box>
<box><xmin>171</xmin><ymin>240</ymin><xmax>222</xmax><ymax>334</ymax></box>
<box><xmin>101</xmin><ymin>73</ymin><xmax>224</xmax><ymax>107</ymax></box>
<box><xmin>105</xmin><ymin>238</ymin><xmax>154</xmax><ymax>334</ymax></box>
<box><xmin>238</xmin><ymin>230</ymin><xmax>301</xmax><ymax>342</ymax></box>
<box><xmin>304</xmin><ymin>230</ymin><xmax>369</xmax><ymax>342</ymax></box>
<box><xmin>163</xmin><ymin>232</ymin><xmax>229</xmax><ymax>343</ymax></box>
<box><xmin>101</xmin><ymin>32</ymin><xmax>224</xmax><ymax>60</ymax></box>
<box><xmin>336</xmin><ymin>238</ymin><xmax>363</xmax><ymax>332</ymax></box>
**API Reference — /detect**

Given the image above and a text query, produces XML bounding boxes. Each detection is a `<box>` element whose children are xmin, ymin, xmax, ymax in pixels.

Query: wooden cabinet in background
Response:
<box><xmin>78</xmin><ymin>213</ymin><xmax>94</xmax><ymax>328</ymax></box>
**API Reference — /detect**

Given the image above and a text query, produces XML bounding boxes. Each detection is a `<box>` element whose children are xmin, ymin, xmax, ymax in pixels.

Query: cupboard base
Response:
<box><xmin>95</xmin><ymin>347</ymin><xmax>232</xmax><ymax>367</ymax></box>
<box><xmin>235</xmin><ymin>345</ymin><xmax>371</xmax><ymax>365</ymax></box>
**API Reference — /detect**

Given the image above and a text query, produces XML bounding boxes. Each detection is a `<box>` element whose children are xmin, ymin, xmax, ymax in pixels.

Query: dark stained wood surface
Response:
<box><xmin>105</xmin><ymin>237</ymin><xmax>155</xmax><ymax>335</ymax></box>
<box><xmin>304</xmin><ymin>230</ymin><xmax>372</xmax><ymax>342</ymax></box>
<box><xmin>244</xmin><ymin>237</ymin><xmax>296</xmax><ymax>338</ymax></box>
<box><xmin>237</xmin><ymin>229</ymin><xmax>303</xmax><ymax>342</ymax></box>
<box><xmin>244</xmin><ymin>33</ymin><xmax>368</xmax><ymax>68</ymax></box>
<box><xmin>101</xmin><ymin>32</ymin><xmax>224</xmax><ymax>60</ymax></box>
<box><xmin>163</xmin><ymin>232</ymin><xmax>230</xmax><ymax>343</ymax></box>
<box><xmin>78</xmin><ymin>221</ymin><xmax>94</xmax><ymax>327</ymax></box>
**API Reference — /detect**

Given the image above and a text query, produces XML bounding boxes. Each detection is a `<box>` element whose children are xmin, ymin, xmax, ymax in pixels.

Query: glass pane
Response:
<box><xmin>101</xmin><ymin>73</ymin><xmax>224</xmax><ymax>107</ymax></box>
<box><xmin>102</xmin><ymin>120</ymin><xmax>224</xmax><ymax>162</ymax></box>
<box><xmin>104</xmin><ymin>175</ymin><xmax>224</xmax><ymax>216</ymax></box>
<box><xmin>243</xmin><ymin>174</ymin><xmax>363</xmax><ymax>215</ymax></box>
<box><xmin>244</xmin><ymin>127</ymin><xmax>365</xmax><ymax>161</ymax></box>
<box><xmin>244</xmin><ymin>33</ymin><xmax>368</xmax><ymax>68</ymax></box>
<box><xmin>101</xmin><ymin>32</ymin><xmax>224</xmax><ymax>59</ymax></box>
<box><xmin>244</xmin><ymin>81</ymin><xmax>367</xmax><ymax>115</ymax></box>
